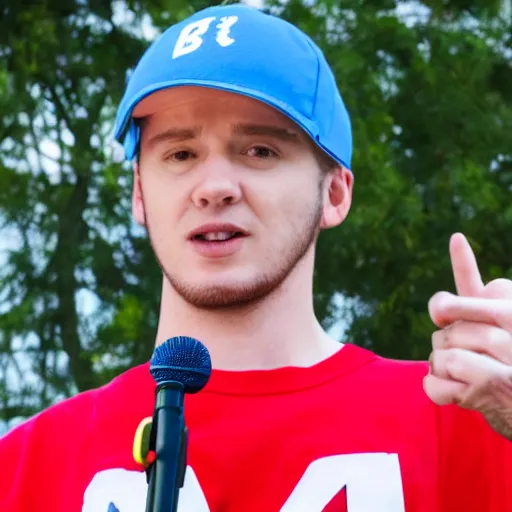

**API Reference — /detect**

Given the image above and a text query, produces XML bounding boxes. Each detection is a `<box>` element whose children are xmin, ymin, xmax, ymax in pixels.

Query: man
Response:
<box><xmin>1</xmin><ymin>3</ymin><xmax>511</xmax><ymax>511</ymax></box>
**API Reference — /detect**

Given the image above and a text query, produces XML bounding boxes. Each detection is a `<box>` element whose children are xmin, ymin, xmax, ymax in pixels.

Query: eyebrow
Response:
<box><xmin>146</xmin><ymin>126</ymin><xmax>202</xmax><ymax>148</ymax></box>
<box><xmin>232</xmin><ymin>123</ymin><xmax>301</xmax><ymax>144</ymax></box>
<box><xmin>145</xmin><ymin>122</ymin><xmax>302</xmax><ymax>148</ymax></box>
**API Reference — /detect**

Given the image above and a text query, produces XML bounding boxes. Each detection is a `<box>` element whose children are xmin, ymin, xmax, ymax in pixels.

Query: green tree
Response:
<box><xmin>0</xmin><ymin>0</ymin><xmax>224</xmax><ymax>428</ymax></box>
<box><xmin>0</xmin><ymin>0</ymin><xmax>510</xmax><ymax>429</ymax></box>
<box><xmin>285</xmin><ymin>0</ymin><xmax>512</xmax><ymax>359</ymax></box>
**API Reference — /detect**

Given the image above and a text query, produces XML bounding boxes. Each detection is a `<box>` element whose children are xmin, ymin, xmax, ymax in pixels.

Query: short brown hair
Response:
<box><xmin>311</xmin><ymin>143</ymin><xmax>340</xmax><ymax>174</ymax></box>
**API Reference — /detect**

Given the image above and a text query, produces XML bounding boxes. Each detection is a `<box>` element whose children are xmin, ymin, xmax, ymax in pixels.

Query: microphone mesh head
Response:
<box><xmin>150</xmin><ymin>336</ymin><xmax>212</xmax><ymax>394</ymax></box>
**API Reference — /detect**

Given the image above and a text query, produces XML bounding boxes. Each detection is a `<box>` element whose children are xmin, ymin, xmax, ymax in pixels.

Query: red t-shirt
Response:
<box><xmin>0</xmin><ymin>344</ymin><xmax>510</xmax><ymax>512</ymax></box>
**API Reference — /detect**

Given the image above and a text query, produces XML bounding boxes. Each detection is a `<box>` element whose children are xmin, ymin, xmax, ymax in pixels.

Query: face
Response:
<box><xmin>133</xmin><ymin>87</ymin><xmax>352</xmax><ymax>309</ymax></box>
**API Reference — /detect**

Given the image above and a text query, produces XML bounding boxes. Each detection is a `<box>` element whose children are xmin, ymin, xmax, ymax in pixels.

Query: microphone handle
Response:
<box><xmin>173</xmin><ymin>426</ymin><xmax>189</xmax><ymax>512</ymax></box>
<box><xmin>150</xmin><ymin>381</ymin><xmax>185</xmax><ymax>512</ymax></box>
<box><xmin>145</xmin><ymin>463</ymin><xmax>156</xmax><ymax>512</ymax></box>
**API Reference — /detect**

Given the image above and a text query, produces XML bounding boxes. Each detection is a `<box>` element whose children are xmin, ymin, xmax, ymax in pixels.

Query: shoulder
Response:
<box><xmin>349</xmin><ymin>348</ymin><xmax>512</xmax><ymax>455</ymax></box>
<box><xmin>0</xmin><ymin>362</ymin><xmax>152</xmax><ymax>451</ymax></box>
<box><xmin>372</xmin><ymin>350</ymin><xmax>430</xmax><ymax>376</ymax></box>
<box><xmin>345</xmin><ymin>343</ymin><xmax>430</xmax><ymax>389</ymax></box>
<box><xmin>331</xmin><ymin>345</ymin><xmax>437</xmax><ymax>426</ymax></box>
<box><xmin>0</xmin><ymin>364</ymin><xmax>153</xmax><ymax>510</ymax></box>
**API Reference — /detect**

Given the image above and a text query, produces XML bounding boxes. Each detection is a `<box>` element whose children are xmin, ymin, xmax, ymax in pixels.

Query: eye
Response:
<box><xmin>245</xmin><ymin>146</ymin><xmax>277</xmax><ymax>159</ymax></box>
<box><xmin>165</xmin><ymin>150</ymin><xmax>194</xmax><ymax>162</ymax></box>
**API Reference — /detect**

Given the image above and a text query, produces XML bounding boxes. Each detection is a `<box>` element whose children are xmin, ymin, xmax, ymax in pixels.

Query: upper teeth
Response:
<box><xmin>203</xmin><ymin>232</ymin><xmax>237</xmax><ymax>241</ymax></box>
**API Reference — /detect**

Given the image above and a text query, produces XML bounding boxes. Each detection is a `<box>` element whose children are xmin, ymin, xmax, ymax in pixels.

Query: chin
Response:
<box><xmin>189</xmin><ymin>275</ymin><xmax>257</xmax><ymax>292</ymax></box>
<box><xmin>191</xmin><ymin>266</ymin><xmax>255</xmax><ymax>282</ymax></box>
<box><xmin>168</xmin><ymin>272</ymin><xmax>278</xmax><ymax>309</ymax></box>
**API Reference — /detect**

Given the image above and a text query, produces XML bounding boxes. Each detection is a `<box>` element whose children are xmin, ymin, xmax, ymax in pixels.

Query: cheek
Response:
<box><xmin>275</xmin><ymin>172</ymin><xmax>321</xmax><ymax>212</ymax></box>
<box><xmin>254</xmin><ymin>178</ymin><xmax>320</xmax><ymax>235</ymax></box>
<box><xmin>140</xmin><ymin>175</ymin><xmax>183</xmax><ymax>238</ymax></box>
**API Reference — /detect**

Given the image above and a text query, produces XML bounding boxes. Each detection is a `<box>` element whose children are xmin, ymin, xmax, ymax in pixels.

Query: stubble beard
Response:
<box><xmin>144</xmin><ymin>193</ymin><xmax>323</xmax><ymax>311</ymax></box>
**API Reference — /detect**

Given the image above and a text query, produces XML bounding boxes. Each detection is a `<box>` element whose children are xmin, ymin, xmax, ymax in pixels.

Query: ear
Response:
<box><xmin>132</xmin><ymin>161</ymin><xmax>146</xmax><ymax>226</ymax></box>
<box><xmin>320</xmin><ymin>166</ymin><xmax>354</xmax><ymax>229</ymax></box>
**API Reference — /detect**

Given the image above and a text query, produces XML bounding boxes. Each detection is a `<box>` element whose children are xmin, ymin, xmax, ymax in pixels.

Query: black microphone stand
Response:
<box><xmin>145</xmin><ymin>381</ymin><xmax>189</xmax><ymax>512</ymax></box>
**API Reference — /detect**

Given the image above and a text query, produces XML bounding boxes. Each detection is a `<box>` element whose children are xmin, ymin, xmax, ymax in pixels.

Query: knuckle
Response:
<box><xmin>432</xmin><ymin>330</ymin><xmax>445</xmax><ymax>349</ymax></box>
<box><xmin>488</xmin><ymin>278</ymin><xmax>508</xmax><ymax>286</ymax></box>
<box><xmin>485</xmin><ymin>328</ymin><xmax>512</xmax><ymax>365</ymax></box>
<box><xmin>444</xmin><ymin>349</ymin><xmax>462</xmax><ymax>376</ymax></box>
<box><xmin>442</xmin><ymin>323</ymin><xmax>459</xmax><ymax>347</ymax></box>
<box><xmin>483</xmin><ymin>278</ymin><xmax>512</xmax><ymax>299</ymax></box>
<box><xmin>486</xmin><ymin>327</ymin><xmax>505</xmax><ymax>352</ymax></box>
<box><xmin>430</xmin><ymin>291</ymin><xmax>452</xmax><ymax>309</ymax></box>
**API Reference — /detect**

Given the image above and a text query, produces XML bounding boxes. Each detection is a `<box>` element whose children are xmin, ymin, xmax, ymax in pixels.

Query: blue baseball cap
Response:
<box><xmin>113</xmin><ymin>3</ymin><xmax>352</xmax><ymax>169</ymax></box>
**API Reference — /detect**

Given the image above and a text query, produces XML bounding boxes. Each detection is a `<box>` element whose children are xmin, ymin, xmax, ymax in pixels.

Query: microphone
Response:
<box><xmin>145</xmin><ymin>336</ymin><xmax>212</xmax><ymax>512</ymax></box>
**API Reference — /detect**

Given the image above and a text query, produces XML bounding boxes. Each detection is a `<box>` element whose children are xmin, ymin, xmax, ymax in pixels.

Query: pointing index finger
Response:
<box><xmin>449</xmin><ymin>233</ymin><xmax>484</xmax><ymax>297</ymax></box>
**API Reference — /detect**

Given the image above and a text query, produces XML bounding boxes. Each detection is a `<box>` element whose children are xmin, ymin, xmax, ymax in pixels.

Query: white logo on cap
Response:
<box><xmin>172</xmin><ymin>16</ymin><xmax>239</xmax><ymax>59</ymax></box>
<box><xmin>215</xmin><ymin>16</ymin><xmax>238</xmax><ymax>47</ymax></box>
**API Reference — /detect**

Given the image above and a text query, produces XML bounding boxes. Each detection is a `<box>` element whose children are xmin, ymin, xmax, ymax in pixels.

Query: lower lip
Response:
<box><xmin>189</xmin><ymin>236</ymin><xmax>246</xmax><ymax>258</ymax></box>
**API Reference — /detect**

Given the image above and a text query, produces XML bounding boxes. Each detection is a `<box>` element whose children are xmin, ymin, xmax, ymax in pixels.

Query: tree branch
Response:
<box><xmin>46</xmin><ymin>83</ymin><xmax>73</xmax><ymax>133</ymax></box>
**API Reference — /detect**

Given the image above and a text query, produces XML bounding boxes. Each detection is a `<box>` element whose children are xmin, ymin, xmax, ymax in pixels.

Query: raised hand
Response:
<box><xmin>423</xmin><ymin>233</ymin><xmax>512</xmax><ymax>441</ymax></box>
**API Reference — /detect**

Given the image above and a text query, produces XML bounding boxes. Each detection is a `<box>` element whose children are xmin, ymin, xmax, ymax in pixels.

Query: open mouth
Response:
<box><xmin>193</xmin><ymin>232</ymin><xmax>246</xmax><ymax>242</ymax></box>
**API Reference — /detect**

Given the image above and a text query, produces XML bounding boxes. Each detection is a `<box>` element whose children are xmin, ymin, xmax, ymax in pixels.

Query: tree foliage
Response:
<box><xmin>0</xmin><ymin>0</ymin><xmax>511</xmax><ymax>428</ymax></box>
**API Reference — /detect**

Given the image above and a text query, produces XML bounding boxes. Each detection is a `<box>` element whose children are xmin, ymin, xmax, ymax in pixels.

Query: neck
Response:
<box><xmin>154</xmin><ymin>249</ymin><xmax>342</xmax><ymax>370</ymax></box>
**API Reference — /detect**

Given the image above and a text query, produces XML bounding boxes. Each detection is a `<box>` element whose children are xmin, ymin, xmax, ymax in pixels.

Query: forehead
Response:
<box><xmin>135</xmin><ymin>86</ymin><xmax>305</xmax><ymax>135</ymax></box>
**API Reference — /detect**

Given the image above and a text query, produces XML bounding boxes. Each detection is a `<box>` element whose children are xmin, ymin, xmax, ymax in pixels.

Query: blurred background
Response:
<box><xmin>0</xmin><ymin>0</ymin><xmax>511</xmax><ymax>433</ymax></box>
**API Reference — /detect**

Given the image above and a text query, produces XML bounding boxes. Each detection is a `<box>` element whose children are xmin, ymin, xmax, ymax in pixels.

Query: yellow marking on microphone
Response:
<box><xmin>133</xmin><ymin>416</ymin><xmax>155</xmax><ymax>467</ymax></box>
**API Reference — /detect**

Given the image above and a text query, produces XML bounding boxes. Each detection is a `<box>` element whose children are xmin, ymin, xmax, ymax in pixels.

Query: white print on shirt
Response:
<box><xmin>172</xmin><ymin>16</ymin><xmax>238</xmax><ymax>59</ymax></box>
<box><xmin>82</xmin><ymin>453</ymin><xmax>405</xmax><ymax>511</ymax></box>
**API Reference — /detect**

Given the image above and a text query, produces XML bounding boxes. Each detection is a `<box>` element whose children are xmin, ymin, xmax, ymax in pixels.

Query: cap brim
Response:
<box><xmin>123</xmin><ymin>79</ymin><xmax>314</xmax><ymax>128</ymax></box>
<box><xmin>116</xmin><ymin>80</ymin><xmax>348</xmax><ymax>169</ymax></box>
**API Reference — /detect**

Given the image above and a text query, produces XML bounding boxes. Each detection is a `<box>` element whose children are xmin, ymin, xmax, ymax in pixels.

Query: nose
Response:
<box><xmin>191</xmin><ymin>157</ymin><xmax>242</xmax><ymax>209</ymax></box>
